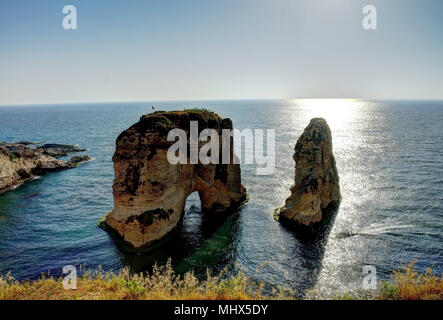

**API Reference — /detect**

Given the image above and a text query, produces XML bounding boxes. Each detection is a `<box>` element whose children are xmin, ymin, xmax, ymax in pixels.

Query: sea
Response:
<box><xmin>0</xmin><ymin>99</ymin><xmax>442</xmax><ymax>297</ymax></box>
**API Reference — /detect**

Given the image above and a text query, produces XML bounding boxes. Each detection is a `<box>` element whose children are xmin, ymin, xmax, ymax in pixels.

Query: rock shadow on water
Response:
<box><xmin>279</xmin><ymin>202</ymin><xmax>340</xmax><ymax>296</ymax></box>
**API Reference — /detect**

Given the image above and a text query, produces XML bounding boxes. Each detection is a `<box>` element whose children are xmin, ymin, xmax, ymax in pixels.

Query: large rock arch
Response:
<box><xmin>105</xmin><ymin>110</ymin><xmax>247</xmax><ymax>250</ymax></box>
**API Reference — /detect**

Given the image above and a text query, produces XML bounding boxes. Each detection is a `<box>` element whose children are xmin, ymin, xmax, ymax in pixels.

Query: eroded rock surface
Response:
<box><xmin>105</xmin><ymin>110</ymin><xmax>247</xmax><ymax>249</ymax></box>
<box><xmin>0</xmin><ymin>142</ymin><xmax>90</xmax><ymax>194</ymax></box>
<box><xmin>279</xmin><ymin>118</ymin><xmax>340</xmax><ymax>228</ymax></box>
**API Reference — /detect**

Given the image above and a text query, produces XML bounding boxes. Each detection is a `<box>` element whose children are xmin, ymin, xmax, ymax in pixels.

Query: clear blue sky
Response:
<box><xmin>0</xmin><ymin>0</ymin><xmax>442</xmax><ymax>105</ymax></box>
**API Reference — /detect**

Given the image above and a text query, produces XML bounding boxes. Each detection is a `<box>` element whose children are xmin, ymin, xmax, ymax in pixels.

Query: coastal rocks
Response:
<box><xmin>0</xmin><ymin>142</ymin><xmax>86</xmax><ymax>158</ymax></box>
<box><xmin>105</xmin><ymin>110</ymin><xmax>247</xmax><ymax>250</ymax></box>
<box><xmin>0</xmin><ymin>142</ymin><xmax>90</xmax><ymax>194</ymax></box>
<box><xmin>278</xmin><ymin>118</ymin><xmax>340</xmax><ymax>230</ymax></box>
<box><xmin>39</xmin><ymin>143</ymin><xmax>87</xmax><ymax>157</ymax></box>
<box><xmin>66</xmin><ymin>155</ymin><xmax>91</xmax><ymax>167</ymax></box>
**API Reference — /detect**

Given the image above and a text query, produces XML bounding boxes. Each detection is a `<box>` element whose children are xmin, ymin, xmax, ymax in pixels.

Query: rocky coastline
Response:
<box><xmin>0</xmin><ymin>141</ymin><xmax>90</xmax><ymax>195</ymax></box>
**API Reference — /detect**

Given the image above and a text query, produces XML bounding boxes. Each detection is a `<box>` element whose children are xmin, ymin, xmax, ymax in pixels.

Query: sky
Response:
<box><xmin>0</xmin><ymin>0</ymin><xmax>442</xmax><ymax>105</ymax></box>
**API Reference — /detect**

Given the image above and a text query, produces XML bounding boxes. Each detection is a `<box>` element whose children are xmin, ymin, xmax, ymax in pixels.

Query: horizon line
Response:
<box><xmin>1</xmin><ymin>97</ymin><xmax>443</xmax><ymax>107</ymax></box>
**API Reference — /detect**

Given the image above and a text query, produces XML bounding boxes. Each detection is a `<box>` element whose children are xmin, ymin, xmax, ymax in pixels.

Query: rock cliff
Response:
<box><xmin>0</xmin><ymin>142</ymin><xmax>90</xmax><ymax>194</ymax></box>
<box><xmin>279</xmin><ymin>118</ymin><xmax>340</xmax><ymax>229</ymax></box>
<box><xmin>105</xmin><ymin>110</ymin><xmax>247</xmax><ymax>250</ymax></box>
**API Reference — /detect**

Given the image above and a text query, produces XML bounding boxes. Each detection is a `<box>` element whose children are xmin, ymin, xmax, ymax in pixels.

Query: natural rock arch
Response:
<box><xmin>105</xmin><ymin>110</ymin><xmax>247</xmax><ymax>250</ymax></box>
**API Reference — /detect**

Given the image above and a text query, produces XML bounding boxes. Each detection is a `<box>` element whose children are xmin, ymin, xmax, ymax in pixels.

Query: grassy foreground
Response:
<box><xmin>0</xmin><ymin>261</ymin><xmax>441</xmax><ymax>300</ymax></box>
<box><xmin>376</xmin><ymin>263</ymin><xmax>442</xmax><ymax>300</ymax></box>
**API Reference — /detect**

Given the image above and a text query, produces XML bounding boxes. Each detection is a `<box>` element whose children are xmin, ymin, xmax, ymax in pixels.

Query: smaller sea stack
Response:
<box><xmin>279</xmin><ymin>118</ymin><xmax>341</xmax><ymax>230</ymax></box>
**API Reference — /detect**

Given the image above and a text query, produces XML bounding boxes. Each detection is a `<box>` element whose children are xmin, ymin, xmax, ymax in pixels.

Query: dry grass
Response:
<box><xmin>0</xmin><ymin>260</ymin><xmax>441</xmax><ymax>300</ymax></box>
<box><xmin>0</xmin><ymin>260</ymin><xmax>292</xmax><ymax>300</ymax></box>
<box><xmin>377</xmin><ymin>262</ymin><xmax>443</xmax><ymax>300</ymax></box>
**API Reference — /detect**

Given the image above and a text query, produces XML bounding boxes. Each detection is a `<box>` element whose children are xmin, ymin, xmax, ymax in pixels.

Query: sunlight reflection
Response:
<box><xmin>291</xmin><ymin>99</ymin><xmax>360</xmax><ymax>131</ymax></box>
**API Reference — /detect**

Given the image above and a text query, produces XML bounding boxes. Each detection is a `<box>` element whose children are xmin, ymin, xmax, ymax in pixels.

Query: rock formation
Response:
<box><xmin>279</xmin><ymin>118</ymin><xmax>340</xmax><ymax>229</ymax></box>
<box><xmin>105</xmin><ymin>110</ymin><xmax>247</xmax><ymax>250</ymax></box>
<box><xmin>37</xmin><ymin>143</ymin><xmax>87</xmax><ymax>157</ymax></box>
<box><xmin>0</xmin><ymin>142</ymin><xmax>90</xmax><ymax>194</ymax></box>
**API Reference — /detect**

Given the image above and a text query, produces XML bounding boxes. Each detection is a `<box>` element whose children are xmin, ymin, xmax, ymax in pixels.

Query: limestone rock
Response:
<box><xmin>105</xmin><ymin>110</ymin><xmax>247</xmax><ymax>250</ymax></box>
<box><xmin>39</xmin><ymin>143</ymin><xmax>86</xmax><ymax>157</ymax></box>
<box><xmin>279</xmin><ymin>118</ymin><xmax>340</xmax><ymax>229</ymax></box>
<box><xmin>66</xmin><ymin>155</ymin><xmax>91</xmax><ymax>167</ymax></box>
<box><xmin>0</xmin><ymin>142</ymin><xmax>90</xmax><ymax>194</ymax></box>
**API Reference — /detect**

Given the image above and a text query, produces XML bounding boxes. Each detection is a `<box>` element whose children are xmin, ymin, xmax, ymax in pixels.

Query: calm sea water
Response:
<box><xmin>0</xmin><ymin>99</ymin><xmax>442</xmax><ymax>296</ymax></box>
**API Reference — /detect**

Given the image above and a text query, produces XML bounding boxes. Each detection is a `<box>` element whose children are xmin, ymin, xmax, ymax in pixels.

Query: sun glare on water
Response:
<box><xmin>292</xmin><ymin>99</ymin><xmax>360</xmax><ymax>131</ymax></box>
